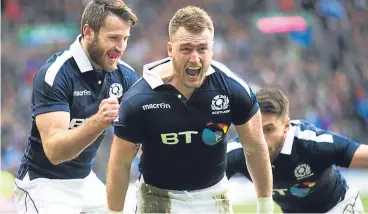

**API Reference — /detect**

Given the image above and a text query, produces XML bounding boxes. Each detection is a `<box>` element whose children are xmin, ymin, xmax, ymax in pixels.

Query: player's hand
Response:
<box><xmin>94</xmin><ymin>97</ymin><xmax>120</xmax><ymax>129</ymax></box>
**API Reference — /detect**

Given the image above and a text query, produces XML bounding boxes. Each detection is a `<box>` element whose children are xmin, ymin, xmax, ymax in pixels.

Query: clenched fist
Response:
<box><xmin>94</xmin><ymin>97</ymin><xmax>120</xmax><ymax>129</ymax></box>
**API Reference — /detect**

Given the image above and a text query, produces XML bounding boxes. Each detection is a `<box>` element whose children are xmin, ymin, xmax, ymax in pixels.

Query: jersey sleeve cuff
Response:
<box><xmin>114</xmin><ymin>125</ymin><xmax>142</xmax><ymax>144</ymax></box>
<box><xmin>33</xmin><ymin>104</ymin><xmax>70</xmax><ymax>116</ymax></box>
<box><xmin>233</xmin><ymin>102</ymin><xmax>259</xmax><ymax>126</ymax></box>
<box><xmin>343</xmin><ymin>143</ymin><xmax>360</xmax><ymax>167</ymax></box>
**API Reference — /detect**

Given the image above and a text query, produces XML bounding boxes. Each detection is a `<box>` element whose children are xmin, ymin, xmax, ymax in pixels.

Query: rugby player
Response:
<box><xmin>226</xmin><ymin>88</ymin><xmax>368</xmax><ymax>213</ymax></box>
<box><xmin>107</xmin><ymin>6</ymin><xmax>273</xmax><ymax>214</ymax></box>
<box><xmin>13</xmin><ymin>0</ymin><xmax>138</xmax><ymax>213</ymax></box>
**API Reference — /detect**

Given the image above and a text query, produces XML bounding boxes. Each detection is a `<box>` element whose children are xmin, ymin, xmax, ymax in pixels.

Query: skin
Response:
<box><xmin>236</xmin><ymin>110</ymin><xmax>274</xmax><ymax>198</ymax></box>
<box><xmin>167</xmin><ymin>27</ymin><xmax>214</xmax><ymax>99</ymax></box>
<box><xmin>81</xmin><ymin>14</ymin><xmax>131</xmax><ymax>72</ymax></box>
<box><xmin>261</xmin><ymin>113</ymin><xmax>290</xmax><ymax>162</ymax></box>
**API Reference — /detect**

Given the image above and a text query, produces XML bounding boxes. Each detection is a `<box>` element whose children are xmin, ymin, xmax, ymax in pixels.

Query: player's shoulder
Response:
<box><xmin>291</xmin><ymin>119</ymin><xmax>334</xmax><ymax>144</ymax></box>
<box><xmin>117</xmin><ymin>60</ymin><xmax>137</xmax><ymax>78</ymax></box>
<box><xmin>291</xmin><ymin>120</ymin><xmax>327</xmax><ymax>134</ymax></box>
<box><xmin>120</xmin><ymin>77</ymin><xmax>153</xmax><ymax>103</ymax></box>
<box><xmin>210</xmin><ymin>60</ymin><xmax>252</xmax><ymax>95</ymax></box>
<box><xmin>121</xmin><ymin>57</ymin><xmax>169</xmax><ymax>102</ymax></box>
<box><xmin>34</xmin><ymin>49</ymin><xmax>75</xmax><ymax>86</ymax></box>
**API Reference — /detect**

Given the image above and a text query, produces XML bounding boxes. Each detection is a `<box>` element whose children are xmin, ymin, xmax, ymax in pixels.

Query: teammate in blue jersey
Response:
<box><xmin>226</xmin><ymin>88</ymin><xmax>368</xmax><ymax>213</ymax></box>
<box><xmin>106</xmin><ymin>6</ymin><xmax>273</xmax><ymax>214</ymax></box>
<box><xmin>13</xmin><ymin>1</ymin><xmax>138</xmax><ymax>213</ymax></box>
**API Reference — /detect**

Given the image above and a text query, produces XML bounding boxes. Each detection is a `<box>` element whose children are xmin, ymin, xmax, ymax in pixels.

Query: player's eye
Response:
<box><xmin>181</xmin><ymin>48</ymin><xmax>192</xmax><ymax>53</ymax></box>
<box><xmin>198</xmin><ymin>47</ymin><xmax>208</xmax><ymax>53</ymax></box>
<box><xmin>264</xmin><ymin>127</ymin><xmax>273</xmax><ymax>133</ymax></box>
<box><xmin>110</xmin><ymin>36</ymin><xmax>119</xmax><ymax>41</ymax></box>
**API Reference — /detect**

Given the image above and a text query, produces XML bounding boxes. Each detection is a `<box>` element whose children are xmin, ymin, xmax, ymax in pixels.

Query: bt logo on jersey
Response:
<box><xmin>161</xmin><ymin>131</ymin><xmax>199</xmax><ymax>144</ymax></box>
<box><xmin>160</xmin><ymin>123</ymin><xmax>229</xmax><ymax>145</ymax></box>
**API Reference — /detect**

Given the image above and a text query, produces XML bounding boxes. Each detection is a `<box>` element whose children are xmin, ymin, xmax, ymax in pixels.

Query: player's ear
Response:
<box><xmin>211</xmin><ymin>41</ymin><xmax>214</xmax><ymax>57</ymax></box>
<box><xmin>284</xmin><ymin>117</ymin><xmax>290</xmax><ymax>133</ymax></box>
<box><xmin>82</xmin><ymin>24</ymin><xmax>94</xmax><ymax>43</ymax></box>
<box><xmin>167</xmin><ymin>42</ymin><xmax>173</xmax><ymax>57</ymax></box>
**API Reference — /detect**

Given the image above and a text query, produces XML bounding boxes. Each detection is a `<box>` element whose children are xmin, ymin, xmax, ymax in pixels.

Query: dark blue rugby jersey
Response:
<box><xmin>226</xmin><ymin>120</ymin><xmax>360</xmax><ymax>213</ymax></box>
<box><xmin>16</xmin><ymin>36</ymin><xmax>138</xmax><ymax>180</ymax></box>
<box><xmin>114</xmin><ymin>57</ymin><xmax>259</xmax><ymax>190</ymax></box>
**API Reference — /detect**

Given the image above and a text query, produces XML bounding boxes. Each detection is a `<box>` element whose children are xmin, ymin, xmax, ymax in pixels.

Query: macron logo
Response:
<box><xmin>73</xmin><ymin>90</ymin><xmax>91</xmax><ymax>96</ymax></box>
<box><xmin>142</xmin><ymin>103</ymin><xmax>171</xmax><ymax>111</ymax></box>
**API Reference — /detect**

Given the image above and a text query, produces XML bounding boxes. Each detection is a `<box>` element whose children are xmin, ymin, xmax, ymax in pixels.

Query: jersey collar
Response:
<box><xmin>70</xmin><ymin>35</ymin><xmax>94</xmax><ymax>73</ymax></box>
<box><xmin>280</xmin><ymin>124</ymin><xmax>295</xmax><ymax>155</ymax></box>
<box><xmin>143</xmin><ymin>57</ymin><xmax>216</xmax><ymax>89</ymax></box>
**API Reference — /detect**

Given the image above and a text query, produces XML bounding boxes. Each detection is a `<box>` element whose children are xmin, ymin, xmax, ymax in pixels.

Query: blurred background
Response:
<box><xmin>1</xmin><ymin>0</ymin><xmax>368</xmax><ymax>213</ymax></box>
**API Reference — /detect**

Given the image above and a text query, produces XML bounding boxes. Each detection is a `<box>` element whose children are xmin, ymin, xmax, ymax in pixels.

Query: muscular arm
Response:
<box><xmin>36</xmin><ymin>97</ymin><xmax>118</xmax><ymax>165</ymax></box>
<box><xmin>235</xmin><ymin>110</ymin><xmax>273</xmax><ymax>198</ymax></box>
<box><xmin>349</xmin><ymin>144</ymin><xmax>368</xmax><ymax>168</ymax></box>
<box><xmin>36</xmin><ymin>111</ymin><xmax>105</xmax><ymax>165</ymax></box>
<box><xmin>106</xmin><ymin>135</ymin><xmax>140</xmax><ymax>211</ymax></box>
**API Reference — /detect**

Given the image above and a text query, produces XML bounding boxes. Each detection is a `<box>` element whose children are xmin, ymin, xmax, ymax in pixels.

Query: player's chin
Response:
<box><xmin>184</xmin><ymin>75</ymin><xmax>205</xmax><ymax>87</ymax></box>
<box><xmin>184</xmin><ymin>80</ymin><xmax>203</xmax><ymax>89</ymax></box>
<box><xmin>103</xmin><ymin>63</ymin><xmax>118</xmax><ymax>72</ymax></box>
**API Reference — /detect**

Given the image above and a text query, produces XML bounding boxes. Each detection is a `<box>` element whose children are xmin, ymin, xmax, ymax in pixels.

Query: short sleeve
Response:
<box><xmin>231</xmin><ymin>79</ymin><xmax>259</xmax><ymax>125</ymax></box>
<box><xmin>32</xmin><ymin>65</ymin><xmax>70</xmax><ymax>116</ymax></box>
<box><xmin>113</xmin><ymin>99</ymin><xmax>143</xmax><ymax>144</ymax></box>
<box><xmin>307</xmin><ymin>132</ymin><xmax>361</xmax><ymax>168</ymax></box>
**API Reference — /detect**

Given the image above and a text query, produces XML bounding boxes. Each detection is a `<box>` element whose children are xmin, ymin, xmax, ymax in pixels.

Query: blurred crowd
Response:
<box><xmin>1</xmin><ymin>0</ymin><xmax>368</xmax><ymax>184</ymax></box>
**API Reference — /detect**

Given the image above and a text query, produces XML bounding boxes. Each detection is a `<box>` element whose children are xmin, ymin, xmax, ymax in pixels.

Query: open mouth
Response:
<box><xmin>185</xmin><ymin>66</ymin><xmax>201</xmax><ymax>77</ymax></box>
<box><xmin>108</xmin><ymin>52</ymin><xmax>120</xmax><ymax>61</ymax></box>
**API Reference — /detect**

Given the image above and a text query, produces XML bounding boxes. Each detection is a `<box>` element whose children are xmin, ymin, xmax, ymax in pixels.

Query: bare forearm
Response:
<box><xmin>350</xmin><ymin>145</ymin><xmax>368</xmax><ymax>168</ymax></box>
<box><xmin>44</xmin><ymin>115</ymin><xmax>105</xmax><ymax>164</ymax></box>
<box><xmin>107</xmin><ymin>162</ymin><xmax>131</xmax><ymax>211</ymax></box>
<box><xmin>244</xmin><ymin>142</ymin><xmax>273</xmax><ymax>197</ymax></box>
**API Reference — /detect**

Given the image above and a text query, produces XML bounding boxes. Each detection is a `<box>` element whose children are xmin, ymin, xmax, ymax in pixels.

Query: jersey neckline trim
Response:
<box><xmin>70</xmin><ymin>35</ymin><xmax>94</xmax><ymax>73</ymax></box>
<box><xmin>142</xmin><ymin>57</ymin><xmax>216</xmax><ymax>89</ymax></box>
<box><xmin>280</xmin><ymin>124</ymin><xmax>295</xmax><ymax>155</ymax></box>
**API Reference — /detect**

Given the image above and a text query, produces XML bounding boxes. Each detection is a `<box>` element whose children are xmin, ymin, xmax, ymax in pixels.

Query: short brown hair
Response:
<box><xmin>256</xmin><ymin>88</ymin><xmax>289</xmax><ymax>118</ymax></box>
<box><xmin>168</xmin><ymin>6</ymin><xmax>214</xmax><ymax>41</ymax></box>
<box><xmin>81</xmin><ymin>0</ymin><xmax>138</xmax><ymax>37</ymax></box>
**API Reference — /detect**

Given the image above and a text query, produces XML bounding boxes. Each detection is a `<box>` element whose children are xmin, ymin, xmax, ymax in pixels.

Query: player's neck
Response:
<box><xmin>80</xmin><ymin>38</ymin><xmax>103</xmax><ymax>71</ymax></box>
<box><xmin>162</xmin><ymin>63</ymin><xmax>195</xmax><ymax>99</ymax></box>
<box><xmin>170</xmin><ymin>78</ymin><xmax>195</xmax><ymax>99</ymax></box>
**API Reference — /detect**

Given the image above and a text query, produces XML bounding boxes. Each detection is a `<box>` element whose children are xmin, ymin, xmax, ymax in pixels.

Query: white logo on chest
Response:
<box><xmin>109</xmin><ymin>83</ymin><xmax>123</xmax><ymax>98</ymax></box>
<box><xmin>211</xmin><ymin>95</ymin><xmax>230</xmax><ymax>114</ymax></box>
<box><xmin>73</xmin><ymin>90</ymin><xmax>91</xmax><ymax>96</ymax></box>
<box><xmin>294</xmin><ymin>164</ymin><xmax>314</xmax><ymax>180</ymax></box>
<box><xmin>142</xmin><ymin>103</ymin><xmax>171</xmax><ymax>110</ymax></box>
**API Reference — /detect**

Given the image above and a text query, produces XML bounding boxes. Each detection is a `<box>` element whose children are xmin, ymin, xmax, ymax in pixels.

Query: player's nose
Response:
<box><xmin>115</xmin><ymin>40</ymin><xmax>126</xmax><ymax>53</ymax></box>
<box><xmin>188</xmin><ymin>51</ymin><xmax>200</xmax><ymax>64</ymax></box>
